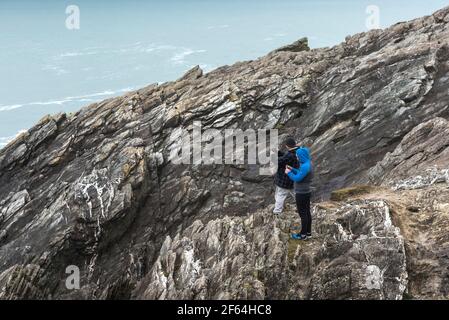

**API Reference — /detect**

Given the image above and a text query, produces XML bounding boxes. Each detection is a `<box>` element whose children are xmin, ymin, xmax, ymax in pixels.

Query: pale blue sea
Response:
<box><xmin>1</xmin><ymin>0</ymin><xmax>448</xmax><ymax>147</ymax></box>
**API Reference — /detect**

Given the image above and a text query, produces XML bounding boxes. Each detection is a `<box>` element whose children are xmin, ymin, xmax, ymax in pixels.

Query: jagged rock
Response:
<box><xmin>348</xmin><ymin>180</ymin><xmax>449</xmax><ymax>300</ymax></box>
<box><xmin>391</xmin><ymin>168</ymin><xmax>449</xmax><ymax>191</ymax></box>
<box><xmin>0</xmin><ymin>264</ymin><xmax>49</xmax><ymax>300</ymax></box>
<box><xmin>1</xmin><ymin>7</ymin><xmax>449</xmax><ymax>300</ymax></box>
<box><xmin>364</xmin><ymin>118</ymin><xmax>449</xmax><ymax>186</ymax></box>
<box><xmin>272</xmin><ymin>37</ymin><xmax>310</xmax><ymax>53</ymax></box>
<box><xmin>178</xmin><ymin>65</ymin><xmax>204</xmax><ymax>81</ymax></box>
<box><xmin>134</xmin><ymin>199</ymin><xmax>407</xmax><ymax>300</ymax></box>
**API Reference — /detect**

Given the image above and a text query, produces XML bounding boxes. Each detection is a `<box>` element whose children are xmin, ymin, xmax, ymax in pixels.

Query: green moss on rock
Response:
<box><xmin>330</xmin><ymin>185</ymin><xmax>375</xmax><ymax>202</ymax></box>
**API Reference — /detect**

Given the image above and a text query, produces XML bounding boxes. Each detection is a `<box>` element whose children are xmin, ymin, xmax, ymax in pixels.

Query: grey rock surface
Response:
<box><xmin>363</xmin><ymin>118</ymin><xmax>449</xmax><ymax>186</ymax></box>
<box><xmin>135</xmin><ymin>200</ymin><xmax>407</xmax><ymax>300</ymax></box>
<box><xmin>1</xmin><ymin>7</ymin><xmax>449</xmax><ymax>299</ymax></box>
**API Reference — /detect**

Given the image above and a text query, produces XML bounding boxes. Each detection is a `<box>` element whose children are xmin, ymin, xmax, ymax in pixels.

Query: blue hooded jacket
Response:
<box><xmin>287</xmin><ymin>147</ymin><xmax>313</xmax><ymax>193</ymax></box>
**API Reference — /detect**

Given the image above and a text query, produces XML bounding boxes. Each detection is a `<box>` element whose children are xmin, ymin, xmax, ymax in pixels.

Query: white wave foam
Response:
<box><xmin>0</xmin><ymin>87</ymin><xmax>136</xmax><ymax>113</ymax></box>
<box><xmin>64</xmin><ymin>90</ymin><xmax>116</xmax><ymax>100</ymax></box>
<box><xmin>59</xmin><ymin>51</ymin><xmax>98</xmax><ymax>58</ymax></box>
<box><xmin>56</xmin><ymin>43</ymin><xmax>179</xmax><ymax>59</ymax></box>
<box><xmin>0</xmin><ymin>130</ymin><xmax>27</xmax><ymax>149</ymax></box>
<box><xmin>42</xmin><ymin>64</ymin><xmax>68</xmax><ymax>75</ymax></box>
<box><xmin>171</xmin><ymin>49</ymin><xmax>207</xmax><ymax>64</ymax></box>
<box><xmin>0</xmin><ymin>104</ymin><xmax>23</xmax><ymax>112</ymax></box>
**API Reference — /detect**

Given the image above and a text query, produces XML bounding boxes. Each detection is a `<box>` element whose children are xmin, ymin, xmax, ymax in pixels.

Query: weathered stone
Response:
<box><xmin>272</xmin><ymin>37</ymin><xmax>310</xmax><ymax>53</ymax></box>
<box><xmin>134</xmin><ymin>199</ymin><xmax>407</xmax><ymax>300</ymax></box>
<box><xmin>0</xmin><ymin>7</ymin><xmax>449</xmax><ymax>300</ymax></box>
<box><xmin>330</xmin><ymin>185</ymin><xmax>375</xmax><ymax>201</ymax></box>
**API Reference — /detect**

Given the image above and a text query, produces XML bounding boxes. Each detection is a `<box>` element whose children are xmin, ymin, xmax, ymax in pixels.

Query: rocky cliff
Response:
<box><xmin>1</xmin><ymin>7</ymin><xmax>449</xmax><ymax>300</ymax></box>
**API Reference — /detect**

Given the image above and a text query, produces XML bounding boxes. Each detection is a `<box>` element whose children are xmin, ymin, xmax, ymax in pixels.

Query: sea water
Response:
<box><xmin>1</xmin><ymin>0</ymin><xmax>447</xmax><ymax>148</ymax></box>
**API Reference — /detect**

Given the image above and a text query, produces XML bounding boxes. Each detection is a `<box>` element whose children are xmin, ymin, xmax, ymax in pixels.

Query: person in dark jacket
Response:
<box><xmin>273</xmin><ymin>137</ymin><xmax>299</xmax><ymax>215</ymax></box>
<box><xmin>285</xmin><ymin>146</ymin><xmax>313</xmax><ymax>240</ymax></box>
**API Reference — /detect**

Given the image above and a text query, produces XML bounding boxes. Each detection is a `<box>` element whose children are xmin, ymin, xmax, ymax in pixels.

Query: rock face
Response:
<box><xmin>135</xmin><ymin>199</ymin><xmax>407</xmax><ymax>300</ymax></box>
<box><xmin>364</xmin><ymin>117</ymin><xmax>449</xmax><ymax>186</ymax></box>
<box><xmin>349</xmin><ymin>182</ymin><xmax>449</xmax><ymax>300</ymax></box>
<box><xmin>1</xmin><ymin>7</ymin><xmax>449</xmax><ymax>300</ymax></box>
<box><xmin>272</xmin><ymin>37</ymin><xmax>310</xmax><ymax>53</ymax></box>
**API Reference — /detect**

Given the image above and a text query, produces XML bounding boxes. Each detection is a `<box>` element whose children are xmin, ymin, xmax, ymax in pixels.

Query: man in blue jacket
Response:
<box><xmin>285</xmin><ymin>146</ymin><xmax>314</xmax><ymax>240</ymax></box>
<box><xmin>273</xmin><ymin>137</ymin><xmax>299</xmax><ymax>215</ymax></box>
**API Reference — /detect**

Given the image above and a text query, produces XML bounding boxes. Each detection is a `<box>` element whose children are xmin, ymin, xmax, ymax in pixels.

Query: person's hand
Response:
<box><xmin>285</xmin><ymin>165</ymin><xmax>292</xmax><ymax>174</ymax></box>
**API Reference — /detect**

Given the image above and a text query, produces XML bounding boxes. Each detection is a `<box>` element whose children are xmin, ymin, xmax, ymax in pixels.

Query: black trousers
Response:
<box><xmin>295</xmin><ymin>193</ymin><xmax>312</xmax><ymax>235</ymax></box>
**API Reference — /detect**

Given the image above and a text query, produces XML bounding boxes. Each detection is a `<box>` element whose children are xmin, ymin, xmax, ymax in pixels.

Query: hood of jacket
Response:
<box><xmin>296</xmin><ymin>147</ymin><xmax>311</xmax><ymax>164</ymax></box>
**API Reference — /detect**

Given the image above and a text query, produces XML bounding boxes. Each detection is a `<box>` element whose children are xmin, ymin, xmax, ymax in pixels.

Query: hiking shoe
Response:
<box><xmin>291</xmin><ymin>233</ymin><xmax>308</xmax><ymax>241</ymax></box>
